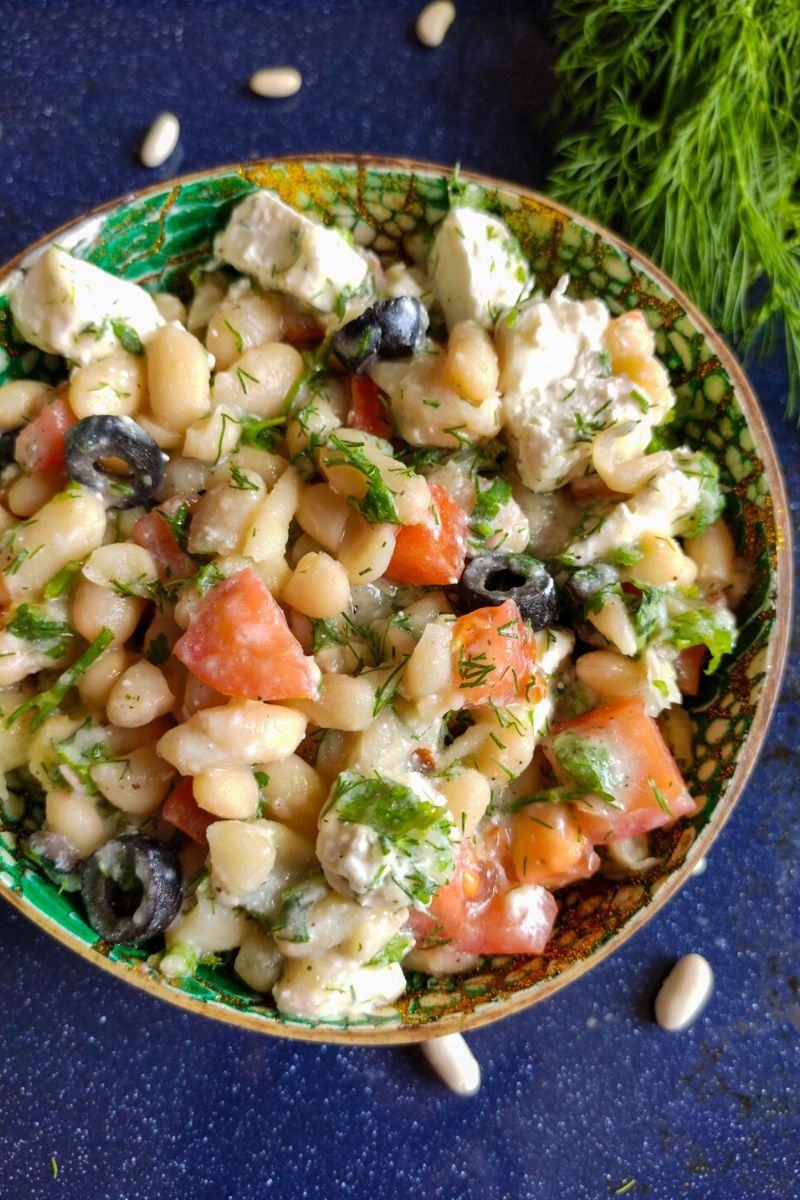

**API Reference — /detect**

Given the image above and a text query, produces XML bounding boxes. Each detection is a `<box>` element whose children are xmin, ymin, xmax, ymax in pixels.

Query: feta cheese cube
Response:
<box><xmin>7</xmin><ymin>247</ymin><xmax>164</xmax><ymax>368</ymax></box>
<box><xmin>429</xmin><ymin>207</ymin><xmax>530</xmax><ymax>330</ymax></box>
<box><xmin>498</xmin><ymin>277</ymin><xmax>675</xmax><ymax>493</ymax></box>
<box><xmin>215</xmin><ymin>189</ymin><xmax>371</xmax><ymax>316</ymax></box>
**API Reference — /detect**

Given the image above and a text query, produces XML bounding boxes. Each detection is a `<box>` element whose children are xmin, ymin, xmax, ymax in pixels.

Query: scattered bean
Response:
<box><xmin>140</xmin><ymin>112</ymin><xmax>180</xmax><ymax>169</ymax></box>
<box><xmin>691</xmin><ymin>856</ymin><xmax>708</xmax><ymax>876</ymax></box>
<box><xmin>416</xmin><ymin>0</ymin><xmax>456</xmax><ymax>48</ymax></box>
<box><xmin>421</xmin><ymin>1033</ymin><xmax>481</xmax><ymax>1095</ymax></box>
<box><xmin>654</xmin><ymin>953</ymin><xmax>714</xmax><ymax>1032</ymax></box>
<box><xmin>249</xmin><ymin>67</ymin><xmax>303</xmax><ymax>98</ymax></box>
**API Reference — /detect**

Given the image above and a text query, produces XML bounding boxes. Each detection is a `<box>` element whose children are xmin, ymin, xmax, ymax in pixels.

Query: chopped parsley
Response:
<box><xmin>551</xmin><ymin>731</ymin><xmax>622</xmax><ymax>808</ymax></box>
<box><xmin>6</xmin><ymin>604</ymin><xmax>73</xmax><ymax>658</ymax></box>
<box><xmin>6</xmin><ymin>627</ymin><xmax>114</xmax><ymax>733</ymax></box>
<box><xmin>323</xmin><ymin>434</ymin><xmax>400</xmax><ymax>525</ymax></box>
<box><xmin>110</xmin><ymin>319</ymin><xmax>143</xmax><ymax>356</ymax></box>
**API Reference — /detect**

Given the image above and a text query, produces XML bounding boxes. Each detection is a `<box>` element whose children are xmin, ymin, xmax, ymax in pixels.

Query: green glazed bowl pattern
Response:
<box><xmin>0</xmin><ymin>159</ymin><xmax>791</xmax><ymax>1043</ymax></box>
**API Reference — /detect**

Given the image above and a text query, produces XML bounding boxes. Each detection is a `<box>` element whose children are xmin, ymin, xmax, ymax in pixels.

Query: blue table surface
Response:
<box><xmin>0</xmin><ymin>3</ymin><xmax>797</xmax><ymax>1198</ymax></box>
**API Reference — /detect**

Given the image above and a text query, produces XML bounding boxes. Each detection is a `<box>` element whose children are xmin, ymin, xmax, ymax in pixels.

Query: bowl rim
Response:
<box><xmin>0</xmin><ymin>153</ymin><xmax>792</xmax><ymax>1045</ymax></box>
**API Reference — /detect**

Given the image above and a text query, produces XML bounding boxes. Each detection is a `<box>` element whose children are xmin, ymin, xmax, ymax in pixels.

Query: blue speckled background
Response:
<box><xmin>0</xmin><ymin>2</ymin><xmax>798</xmax><ymax>1197</ymax></box>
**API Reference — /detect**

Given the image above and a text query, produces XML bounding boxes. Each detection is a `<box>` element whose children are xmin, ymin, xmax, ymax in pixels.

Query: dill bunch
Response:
<box><xmin>547</xmin><ymin>0</ymin><xmax>800</xmax><ymax>415</ymax></box>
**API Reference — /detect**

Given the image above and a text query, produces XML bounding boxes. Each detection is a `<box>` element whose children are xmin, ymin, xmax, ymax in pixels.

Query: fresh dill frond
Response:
<box><xmin>548</xmin><ymin>0</ymin><xmax>800</xmax><ymax>415</ymax></box>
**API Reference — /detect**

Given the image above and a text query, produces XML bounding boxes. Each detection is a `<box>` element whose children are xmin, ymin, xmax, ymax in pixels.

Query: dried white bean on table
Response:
<box><xmin>416</xmin><ymin>0</ymin><xmax>456</xmax><ymax>48</ymax></box>
<box><xmin>249</xmin><ymin>67</ymin><xmax>303</xmax><ymax>98</ymax></box>
<box><xmin>654</xmin><ymin>953</ymin><xmax>714</xmax><ymax>1032</ymax></box>
<box><xmin>140</xmin><ymin>112</ymin><xmax>180</xmax><ymax>168</ymax></box>
<box><xmin>421</xmin><ymin>1033</ymin><xmax>481</xmax><ymax>1095</ymax></box>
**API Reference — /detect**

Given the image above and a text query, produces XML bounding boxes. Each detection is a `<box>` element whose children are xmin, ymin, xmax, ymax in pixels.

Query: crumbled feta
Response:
<box><xmin>215</xmin><ymin>189</ymin><xmax>371</xmax><ymax>317</ymax></box>
<box><xmin>7</xmin><ymin>247</ymin><xmax>164</xmax><ymax>367</ymax></box>
<box><xmin>565</xmin><ymin>450</ymin><xmax>707</xmax><ymax>566</ymax></box>
<box><xmin>497</xmin><ymin>277</ymin><xmax>674</xmax><ymax>492</ymax></box>
<box><xmin>429</xmin><ymin>207</ymin><xmax>530</xmax><ymax>331</ymax></box>
<box><xmin>316</xmin><ymin>768</ymin><xmax>454</xmax><ymax>910</ymax></box>
<box><xmin>531</xmin><ymin>626</ymin><xmax>575</xmax><ymax>737</ymax></box>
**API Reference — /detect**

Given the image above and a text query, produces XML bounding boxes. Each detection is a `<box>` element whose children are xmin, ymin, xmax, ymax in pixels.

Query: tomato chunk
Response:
<box><xmin>412</xmin><ymin>841</ymin><xmax>557</xmax><ymax>955</ymax></box>
<box><xmin>347</xmin><ymin>375</ymin><xmax>393</xmax><ymax>440</ymax></box>
<box><xmin>546</xmin><ymin>697</ymin><xmax>697</xmax><ymax>844</ymax></box>
<box><xmin>511</xmin><ymin>802</ymin><xmax>600</xmax><ymax>890</ymax></box>
<box><xmin>386</xmin><ymin>482</ymin><xmax>468</xmax><ymax>587</ymax></box>
<box><xmin>173</xmin><ymin>565</ymin><xmax>317</xmax><ymax>702</ymax></box>
<box><xmin>133</xmin><ymin>498</ymin><xmax>195</xmax><ymax>584</ymax></box>
<box><xmin>450</xmin><ymin>598</ymin><xmax>539</xmax><ymax>707</ymax></box>
<box><xmin>15</xmin><ymin>390</ymin><xmax>76</xmax><ymax>472</ymax></box>
<box><xmin>162</xmin><ymin>777</ymin><xmax>215</xmax><ymax>846</ymax></box>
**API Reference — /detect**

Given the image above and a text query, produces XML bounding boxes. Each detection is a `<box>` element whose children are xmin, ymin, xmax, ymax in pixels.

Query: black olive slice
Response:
<box><xmin>64</xmin><ymin>415</ymin><xmax>165</xmax><ymax>509</ymax></box>
<box><xmin>81</xmin><ymin>834</ymin><xmax>182</xmax><ymax>944</ymax></box>
<box><xmin>459</xmin><ymin>552</ymin><xmax>558</xmax><ymax>630</ymax></box>
<box><xmin>332</xmin><ymin>296</ymin><xmax>429</xmax><ymax>374</ymax></box>
<box><xmin>0</xmin><ymin>427</ymin><xmax>20</xmax><ymax>467</ymax></box>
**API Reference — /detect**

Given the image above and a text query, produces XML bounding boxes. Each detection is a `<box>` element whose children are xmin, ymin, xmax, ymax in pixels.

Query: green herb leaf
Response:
<box><xmin>271</xmin><ymin>874</ymin><xmax>328</xmax><ymax>943</ymax></box>
<box><xmin>146</xmin><ymin>632</ymin><xmax>171</xmax><ymax>665</ymax></box>
<box><xmin>110</xmin><ymin>319</ymin><xmax>143</xmax><ymax>356</ymax></box>
<box><xmin>6</xmin><ymin>604</ymin><xmax>73</xmax><ymax>658</ymax></box>
<box><xmin>323</xmin><ymin>434</ymin><xmax>400</xmax><ymax>525</ymax></box>
<box><xmin>551</xmin><ymin>731</ymin><xmax>622</xmax><ymax>808</ymax></box>
<box><xmin>6</xmin><ymin>627</ymin><xmax>114</xmax><ymax>733</ymax></box>
<box><xmin>42</xmin><ymin>560</ymin><xmax>82</xmax><ymax>599</ymax></box>
<box><xmin>156</xmin><ymin>502</ymin><xmax>190</xmax><ymax>551</ymax></box>
<box><xmin>548</xmin><ymin>0</ymin><xmax>800</xmax><ymax>416</ymax></box>
<box><xmin>366</xmin><ymin>930</ymin><xmax>414</xmax><ymax>966</ymax></box>
<box><xmin>195</xmin><ymin>562</ymin><xmax>225</xmax><ymax>597</ymax></box>
<box><xmin>468</xmin><ymin>475</ymin><xmax>512</xmax><ymax>550</ymax></box>
<box><xmin>669</xmin><ymin>605</ymin><xmax>737</xmax><ymax>673</ymax></box>
<box><xmin>238</xmin><ymin>416</ymin><xmax>284</xmax><ymax>452</ymax></box>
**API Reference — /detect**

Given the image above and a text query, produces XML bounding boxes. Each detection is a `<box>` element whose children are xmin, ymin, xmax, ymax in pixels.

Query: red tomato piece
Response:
<box><xmin>133</xmin><ymin>497</ymin><xmax>195</xmax><ymax>584</ymax></box>
<box><xmin>162</xmin><ymin>777</ymin><xmax>215</xmax><ymax>846</ymax></box>
<box><xmin>15</xmin><ymin>390</ymin><xmax>76</xmax><ymax>472</ymax></box>
<box><xmin>546</xmin><ymin>697</ymin><xmax>697</xmax><ymax>844</ymax></box>
<box><xmin>173</xmin><ymin>565</ymin><xmax>317</xmax><ymax>702</ymax></box>
<box><xmin>385</xmin><ymin>481</ymin><xmax>468</xmax><ymax>587</ymax></box>
<box><xmin>511</xmin><ymin>802</ymin><xmax>599</xmax><ymax>890</ymax></box>
<box><xmin>675</xmin><ymin>645</ymin><xmax>706</xmax><ymax>696</ymax></box>
<box><xmin>411</xmin><ymin>841</ymin><xmax>557</xmax><ymax>955</ymax></box>
<box><xmin>450</xmin><ymin>598</ymin><xmax>540</xmax><ymax>708</ymax></box>
<box><xmin>347</xmin><ymin>375</ymin><xmax>393</xmax><ymax>440</ymax></box>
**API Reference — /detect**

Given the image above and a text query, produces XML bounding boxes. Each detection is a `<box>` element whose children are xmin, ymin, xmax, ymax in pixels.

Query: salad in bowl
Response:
<box><xmin>0</xmin><ymin>160</ymin><xmax>788</xmax><ymax>1040</ymax></box>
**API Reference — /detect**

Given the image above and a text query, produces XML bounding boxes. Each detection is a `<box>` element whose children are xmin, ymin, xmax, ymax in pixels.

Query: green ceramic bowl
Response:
<box><xmin>0</xmin><ymin>157</ymin><xmax>791</xmax><ymax>1044</ymax></box>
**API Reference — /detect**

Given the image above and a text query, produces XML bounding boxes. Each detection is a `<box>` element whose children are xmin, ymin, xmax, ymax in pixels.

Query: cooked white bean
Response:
<box><xmin>296</xmin><ymin>483</ymin><xmax>351</xmax><ymax>553</ymax></box>
<box><xmin>249</xmin><ymin>66</ymin><xmax>303</xmax><ymax>98</ymax></box>
<box><xmin>146</xmin><ymin>324</ymin><xmax>210</xmax><ymax>432</ymax></box>
<box><xmin>416</xmin><ymin>0</ymin><xmax>456</xmax><ymax>48</ymax></box>
<box><xmin>90</xmin><ymin>744</ymin><xmax>175</xmax><ymax>815</ymax></box>
<box><xmin>691</xmin><ymin>856</ymin><xmax>708</xmax><ymax>877</ymax></box>
<box><xmin>157</xmin><ymin>699</ymin><xmax>306</xmax><ymax>774</ymax></box>
<box><xmin>242</xmin><ymin>464</ymin><xmax>300</xmax><ymax>585</ymax></box>
<box><xmin>439</xmin><ymin>768</ymin><xmax>491</xmax><ymax>840</ymax></box>
<box><xmin>2</xmin><ymin>486</ymin><xmax>107</xmax><ymax>604</ymax></box>
<box><xmin>182</xmin><ymin>405</ymin><xmax>240</xmax><ymax>463</ymax></box>
<box><xmin>213</xmin><ymin>342</ymin><xmax>304</xmax><ymax>418</ymax></box>
<box><xmin>421</xmin><ymin>1034</ymin><xmax>481</xmax><ymax>1095</ymax></box>
<box><xmin>82</xmin><ymin>542</ymin><xmax>157</xmax><ymax>597</ymax></box>
<box><xmin>193</xmin><ymin>766</ymin><xmax>259</xmax><ymax>819</ymax></box>
<box><xmin>403</xmin><ymin>622</ymin><xmax>453</xmax><ymax>700</ymax></box>
<box><xmin>140</xmin><ymin>111</ymin><xmax>180</xmax><ymax>169</ymax></box>
<box><xmin>234</xmin><ymin>923</ymin><xmax>283</xmax><ymax>991</ymax></box>
<box><xmin>205</xmin><ymin>291</ymin><xmax>284</xmax><ymax>371</ymax></box>
<box><xmin>0</xmin><ymin>379</ymin><xmax>49</xmax><ymax>430</ymax></box>
<box><xmin>208</xmin><ymin>818</ymin><xmax>314</xmax><ymax>897</ymax></box>
<box><xmin>188</xmin><ymin>472</ymin><xmax>266</xmax><ymax>557</ymax></box>
<box><xmin>587</xmin><ymin>591</ymin><xmax>638</xmax><ymax>657</ymax></box>
<box><xmin>77</xmin><ymin>646</ymin><xmax>131</xmax><ymax>711</ymax></box>
<box><xmin>282</xmin><ymin>551</ymin><xmax>350</xmax><ymax>618</ymax></box>
<box><xmin>153</xmin><ymin>292</ymin><xmax>187</xmax><ymax>324</ymax></box>
<box><xmin>293</xmin><ymin>673</ymin><xmax>376</xmax><ymax>732</ymax></box>
<box><xmin>6</xmin><ymin>469</ymin><xmax>64</xmax><ymax>517</ymax></box>
<box><xmin>106</xmin><ymin>659</ymin><xmax>175</xmax><ymax>727</ymax></box>
<box><xmin>337</xmin><ymin>511</ymin><xmax>397</xmax><ymax>584</ymax></box>
<box><xmin>654</xmin><ymin>953</ymin><xmax>714</xmax><ymax>1031</ymax></box>
<box><xmin>575</xmin><ymin>650</ymin><xmax>646</xmax><ymax>700</ymax></box>
<box><xmin>71</xmin><ymin>577</ymin><xmax>146</xmax><ymax>645</ymax></box>
<box><xmin>259</xmin><ymin>754</ymin><xmax>327</xmax><ymax>839</ymax></box>
<box><xmin>69</xmin><ymin>349</ymin><xmax>146</xmax><ymax>420</ymax></box>
<box><xmin>165</xmin><ymin>893</ymin><xmax>247</xmax><ymax>956</ymax></box>
<box><xmin>45</xmin><ymin>789</ymin><xmax>116</xmax><ymax>857</ymax></box>
<box><xmin>684</xmin><ymin>518</ymin><xmax>735</xmax><ymax>588</ymax></box>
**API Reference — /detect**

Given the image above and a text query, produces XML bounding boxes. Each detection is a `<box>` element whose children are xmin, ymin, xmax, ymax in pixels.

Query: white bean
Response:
<box><xmin>421</xmin><ymin>1034</ymin><xmax>481</xmax><ymax>1095</ymax></box>
<box><xmin>416</xmin><ymin>0</ymin><xmax>456</xmax><ymax>48</ymax></box>
<box><xmin>249</xmin><ymin>66</ymin><xmax>303</xmax><ymax>98</ymax></box>
<box><xmin>654</xmin><ymin>953</ymin><xmax>714</xmax><ymax>1031</ymax></box>
<box><xmin>140</xmin><ymin>112</ymin><xmax>180</xmax><ymax>169</ymax></box>
<box><xmin>691</xmin><ymin>856</ymin><xmax>708</xmax><ymax>877</ymax></box>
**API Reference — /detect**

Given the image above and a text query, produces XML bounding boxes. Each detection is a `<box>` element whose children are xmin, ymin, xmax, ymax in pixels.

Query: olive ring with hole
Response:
<box><xmin>64</xmin><ymin>414</ymin><xmax>166</xmax><ymax>508</ymax></box>
<box><xmin>80</xmin><ymin>834</ymin><xmax>182</xmax><ymax>944</ymax></box>
<box><xmin>459</xmin><ymin>552</ymin><xmax>558</xmax><ymax>630</ymax></box>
